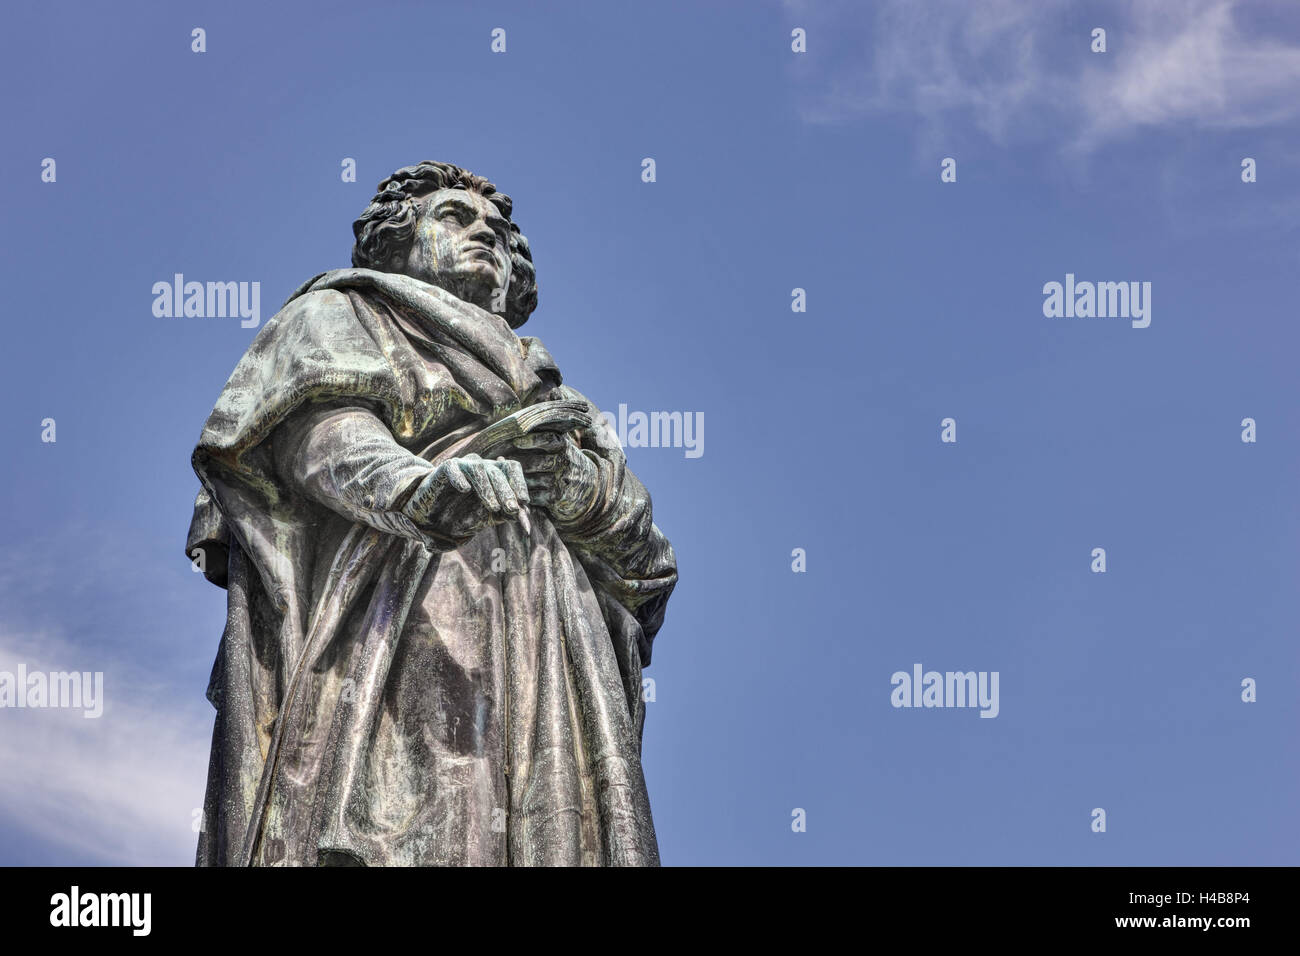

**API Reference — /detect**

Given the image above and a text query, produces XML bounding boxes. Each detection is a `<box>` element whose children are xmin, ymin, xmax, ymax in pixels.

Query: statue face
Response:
<box><xmin>401</xmin><ymin>188</ymin><xmax>512</xmax><ymax>311</ymax></box>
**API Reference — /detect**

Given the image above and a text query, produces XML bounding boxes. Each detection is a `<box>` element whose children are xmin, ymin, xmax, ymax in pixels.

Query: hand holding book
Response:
<box><xmin>402</xmin><ymin>400</ymin><xmax>596</xmax><ymax>544</ymax></box>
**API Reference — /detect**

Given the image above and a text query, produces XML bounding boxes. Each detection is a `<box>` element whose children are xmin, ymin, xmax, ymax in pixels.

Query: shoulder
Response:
<box><xmin>244</xmin><ymin>286</ymin><xmax>371</xmax><ymax>362</ymax></box>
<box><xmin>270</xmin><ymin>286</ymin><xmax>356</xmax><ymax>334</ymax></box>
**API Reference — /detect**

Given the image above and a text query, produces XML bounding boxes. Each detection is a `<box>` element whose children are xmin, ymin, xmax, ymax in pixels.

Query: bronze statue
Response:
<box><xmin>186</xmin><ymin>161</ymin><xmax>677</xmax><ymax>866</ymax></box>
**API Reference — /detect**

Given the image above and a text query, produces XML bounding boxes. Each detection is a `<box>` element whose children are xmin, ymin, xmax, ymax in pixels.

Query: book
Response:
<box><xmin>421</xmin><ymin>399</ymin><xmax>594</xmax><ymax>465</ymax></box>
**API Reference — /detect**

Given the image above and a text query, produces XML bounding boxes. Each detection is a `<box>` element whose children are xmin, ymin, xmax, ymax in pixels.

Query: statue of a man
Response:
<box><xmin>186</xmin><ymin>161</ymin><xmax>677</xmax><ymax>866</ymax></box>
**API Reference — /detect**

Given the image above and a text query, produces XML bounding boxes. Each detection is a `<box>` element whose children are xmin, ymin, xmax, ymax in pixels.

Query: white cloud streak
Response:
<box><xmin>0</xmin><ymin>628</ymin><xmax>210</xmax><ymax>865</ymax></box>
<box><xmin>793</xmin><ymin>0</ymin><xmax>1300</xmax><ymax>153</ymax></box>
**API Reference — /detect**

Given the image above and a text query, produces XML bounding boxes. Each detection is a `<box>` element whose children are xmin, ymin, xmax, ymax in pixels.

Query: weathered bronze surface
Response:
<box><xmin>186</xmin><ymin>162</ymin><xmax>677</xmax><ymax>866</ymax></box>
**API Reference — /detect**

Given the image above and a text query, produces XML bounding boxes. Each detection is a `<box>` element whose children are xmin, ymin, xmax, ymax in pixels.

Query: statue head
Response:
<box><xmin>351</xmin><ymin>161</ymin><xmax>538</xmax><ymax>328</ymax></box>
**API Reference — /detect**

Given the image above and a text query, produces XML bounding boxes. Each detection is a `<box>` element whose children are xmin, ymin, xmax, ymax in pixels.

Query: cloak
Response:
<box><xmin>186</xmin><ymin>268</ymin><xmax>676</xmax><ymax>866</ymax></box>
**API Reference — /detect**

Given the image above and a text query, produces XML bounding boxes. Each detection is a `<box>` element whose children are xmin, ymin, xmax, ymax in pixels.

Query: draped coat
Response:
<box><xmin>186</xmin><ymin>269</ymin><xmax>676</xmax><ymax>866</ymax></box>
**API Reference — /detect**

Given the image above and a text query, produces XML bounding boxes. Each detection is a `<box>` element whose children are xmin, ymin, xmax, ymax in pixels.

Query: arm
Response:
<box><xmin>271</xmin><ymin>402</ymin><xmax>529</xmax><ymax>550</ymax></box>
<box><xmin>512</xmin><ymin>388</ymin><xmax>678</xmax><ymax>649</ymax></box>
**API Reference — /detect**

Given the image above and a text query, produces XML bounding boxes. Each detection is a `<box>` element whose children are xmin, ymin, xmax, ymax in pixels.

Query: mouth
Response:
<box><xmin>460</xmin><ymin>245</ymin><xmax>498</xmax><ymax>262</ymax></box>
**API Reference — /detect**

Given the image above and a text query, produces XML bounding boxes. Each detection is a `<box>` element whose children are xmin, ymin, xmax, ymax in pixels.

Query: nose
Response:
<box><xmin>467</xmin><ymin>222</ymin><xmax>497</xmax><ymax>249</ymax></box>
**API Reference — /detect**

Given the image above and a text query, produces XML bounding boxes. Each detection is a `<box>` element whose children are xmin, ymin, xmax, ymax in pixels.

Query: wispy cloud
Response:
<box><xmin>0</xmin><ymin>627</ymin><xmax>210</xmax><ymax>865</ymax></box>
<box><xmin>1077</xmin><ymin>1</ymin><xmax>1300</xmax><ymax>148</ymax></box>
<box><xmin>791</xmin><ymin>0</ymin><xmax>1300</xmax><ymax>154</ymax></box>
<box><xmin>0</xmin><ymin>517</ymin><xmax>216</xmax><ymax>866</ymax></box>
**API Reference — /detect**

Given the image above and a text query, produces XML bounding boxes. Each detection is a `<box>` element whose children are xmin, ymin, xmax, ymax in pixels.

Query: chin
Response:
<box><xmin>458</xmin><ymin>269</ymin><xmax>505</xmax><ymax>290</ymax></box>
<box><xmin>455</xmin><ymin>274</ymin><xmax>506</xmax><ymax>306</ymax></box>
<box><xmin>458</xmin><ymin>260</ymin><xmax>502</xmax><ymax>279</ymax></box>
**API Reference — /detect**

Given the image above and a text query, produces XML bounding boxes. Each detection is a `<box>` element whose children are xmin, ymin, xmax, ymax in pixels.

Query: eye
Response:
<box><xmin>434</xmin><ymin>205</ymin><xmax>474</xmax><ymax>226</ymax></box>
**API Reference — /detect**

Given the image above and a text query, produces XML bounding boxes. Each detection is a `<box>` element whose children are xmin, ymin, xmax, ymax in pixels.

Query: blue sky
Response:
<box><xmin>0</xmin><ymin>0</ymin><xmax>1297</xmax><ymax>865</ymax></box>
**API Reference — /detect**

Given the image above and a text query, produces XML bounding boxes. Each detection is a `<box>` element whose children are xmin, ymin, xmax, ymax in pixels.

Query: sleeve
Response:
<box><xmin>550</xmin><ymin>386</ymin><xmax>678</xmax><ymax>656</ymax></box>
<box><xmin>270</xmin><ymin>401</ymin><xmax>455</xmax><ymax>549</ymax></box>
<box><xmin>185</xmin><ymin>487</ymin><xmax>231</xmax><ymax>588</ymax></box>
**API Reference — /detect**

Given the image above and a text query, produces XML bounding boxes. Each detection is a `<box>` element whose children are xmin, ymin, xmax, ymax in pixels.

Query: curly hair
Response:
<box><xmin>351</xmin><ymin>161</ymin><xmax>538</xmax><ymax>328</ymax></box>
